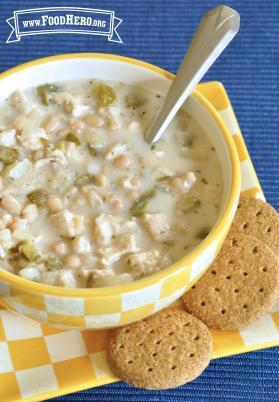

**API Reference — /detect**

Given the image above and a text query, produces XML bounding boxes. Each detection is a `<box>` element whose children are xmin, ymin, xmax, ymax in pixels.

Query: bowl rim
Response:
<box><xmin>0</xmin><ymin>52</ymin><xmax>240</xmax><ymax>297</ymax></box>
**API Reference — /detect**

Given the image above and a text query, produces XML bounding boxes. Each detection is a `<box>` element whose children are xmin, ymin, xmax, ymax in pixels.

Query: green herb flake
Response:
<box><xmin>196</xmin><ymin>228</ymin><xmax>210</xmax><ymax>240</ymax></box>
<box><xmin>0</xmin><ymin>146</ymin><xmax>19</xmax><ymax>165</ymax></box>
<box><xmin>37</xmin><ymin>84</ymin><xmax>57</xmax><ymax>105</ymax></box>
<box><xmin>130</xmin><ymin>188</ymin><xmax>156</xmax><ymax>217</ymax></box>
<box><xmin>27</xmin><ymin>189</ymin><xmax>47</xmax><ymax>209</ymax></box>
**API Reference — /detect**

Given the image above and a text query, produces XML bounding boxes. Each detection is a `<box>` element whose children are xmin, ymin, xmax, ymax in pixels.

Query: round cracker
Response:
<box><xmin>182</xmin><ymin>233</ymin><xmax>279</xmax><ymax>330</ymax></box>
<box><xmin>231</xmin><ymin>196</ymin><xmax>279</xmax><ymax>257</ymax></box>
<box><xmin>107</xmin><ymin>308</ymin><xmax>213</xmax><ymax>390</ymax></box>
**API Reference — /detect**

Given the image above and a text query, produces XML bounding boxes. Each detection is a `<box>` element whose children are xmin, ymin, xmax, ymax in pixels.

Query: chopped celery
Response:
<box><xmin>75</xmin><ymin>175</ymin><xmax>96</xmax><ymax>187</ymax></box>
<box><xmin>88</xmin><ymin>143</ymin><xmax>98</xmax><ymax>156</ymax></box>
<box><xmin>65</xmin><ymin>133</ymin><xmax>81</xmax><ymax>145</ymax></box>
<box><xmin>0</xmin><ymin>146</ymin><xmax>19</xmax><ymax>164</ymax></box>
<box><xmin>19</xmin><ymin>241</ymin><xmax>39</xmax><ymax>262</ymax></box>
<box><xmin>46</xmin><ymin>255</ymin><xmax>63</xmax><ymax>271</ymax></box>
<box><xmin>96</xmin><ymin>84</ymin><xmax>117</xmax><ymax>106</ymax></box>
<box><xmin>37</xmin><ymin>84</ymin><xmax>57</xmax><ymax>105</ymax></box>
<box><xmin>130</xmin><ymin>188</ymin><xmax>156</xmax><ymax>217</ymax></box>
<box><xmin>27</xmin><ymin>189</ymin><xmax>47</xmax><ymax>209</ymax></box>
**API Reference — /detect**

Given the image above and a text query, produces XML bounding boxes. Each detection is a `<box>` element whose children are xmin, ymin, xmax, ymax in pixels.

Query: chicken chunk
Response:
<box><xmin>0</xmin><ymin>129</ymin><xmax>16</xmax><ymax>147</ymax></box>
<box><xmin>19</xmin><ymin>127</ymin><xmax>47</xmax><ymax>151</ymax></box>
<box><xmin>56</xmin><ymin>270</ymin><xmax>78</xmax><ymax>288</ymax></box>
<box><xmin>40</xmin><ymin>271</ymin><xmax>60</xmax><ymax>286</ymax></box>
<box><xmin>126</xmin><ymin>249</ymin><xmax>172</xmax><ymax>278</ymax></box>
<box><xmin>10</xmin><ymin>90</ymin><xmax>33</xmax><ymax>114</ymax></box>
<box><xmin>142</xmin><ymin>213</ymin><xmax>170</xmax><ymax>241</ymax></box>
<box><xmin>35</xmin><ymin>149</ymin><xmax>68</xmax><ymax>169</ymax></box>
<box><xmin>88</xmin><ymin>269</ymin><xmax>133</xmax><ymax>288</ymax></box>
<box><xmin>72</xmin><ymin>236</ymin><xmax>92</xmax><ymax>254</ymax></box>
<box><xmin>93</xmin><ymin>213</ymin><xmax>137</xmax><ymax>246</ymax></box>
<box><xmin>53</xmin><ymin>92</ymin><xmax>89</xmax><ymax>117</ymax></box>
<box><xmin>6</xmin><ymin>159</ymin><xmax>32</xmax><ymax>180</ymax></box>
<box><xmin>170</xmin><ymin>172</ymin><xmax>196</xmax><ymax>193</ymax></box>
<box><xmin>50</xmin><ymin>210</ymin><xmax>85</xmax><ymax>237</ymax></box>
<box><xmin>18</xmin><ymin>266</ymin><xmax>40</xmax><ymax>282</ymax></box>
<box><xmin>98</xmin><ymin>234</ymin><xmax>138</xmax><ymax>266</ymax></box>
<box><xmin>0</xmin><ymin>228</ymin><xmax>12</xmax><ymax>244</ymax></box>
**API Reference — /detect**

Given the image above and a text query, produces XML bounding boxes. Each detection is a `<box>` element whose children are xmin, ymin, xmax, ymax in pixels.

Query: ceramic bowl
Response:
<box><xmin>0</xmin><ymin>54</ymin><xmax>240</xmax><ymax>329</ymax></box>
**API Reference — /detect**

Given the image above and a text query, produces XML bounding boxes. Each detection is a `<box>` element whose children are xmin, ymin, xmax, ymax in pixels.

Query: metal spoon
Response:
<box><xmin>145</xmin><ymin>5</ymin><xmax>240</xmax><ymax>143</ymax></box>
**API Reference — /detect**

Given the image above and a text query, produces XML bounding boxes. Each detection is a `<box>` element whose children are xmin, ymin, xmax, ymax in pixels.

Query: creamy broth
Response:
<box><xmin>0</xmin><ymin>80</ymin><xmax>222</xmax><ymax>288</ymax></box>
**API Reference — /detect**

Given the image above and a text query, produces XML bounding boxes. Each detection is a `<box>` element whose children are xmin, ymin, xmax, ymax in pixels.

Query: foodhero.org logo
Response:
<box><xmin>6</xmin><ymin>7</ymin><xmax>123</xmax><ymax>43</ymax></box>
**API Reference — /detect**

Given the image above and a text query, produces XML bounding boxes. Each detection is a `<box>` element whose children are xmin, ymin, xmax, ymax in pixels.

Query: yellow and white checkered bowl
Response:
<box><xmin>0</xmin><ymin>54</ymin><xmax>240</xmax><ymax>329</ymax></box>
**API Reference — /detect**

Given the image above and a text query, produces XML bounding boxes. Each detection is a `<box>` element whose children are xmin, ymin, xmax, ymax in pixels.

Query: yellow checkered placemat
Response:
<box><xmin>0</xmin><ymin>82</ymin><xmax>278</xmax><ymax>402</ymax></box>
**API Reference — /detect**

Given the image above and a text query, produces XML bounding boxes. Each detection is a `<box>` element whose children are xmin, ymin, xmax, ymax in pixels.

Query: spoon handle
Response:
<box><xmin>145</xmin><ymin>5</ymin><xmax>240</xmax><ymax>143</ymax></box>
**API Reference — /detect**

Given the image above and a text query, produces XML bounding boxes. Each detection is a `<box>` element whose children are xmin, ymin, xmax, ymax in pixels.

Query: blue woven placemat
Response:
<box><xmin>0</xmin><ymin>0</ymin><xmax>278</xmax><ymax>400</ymax></box>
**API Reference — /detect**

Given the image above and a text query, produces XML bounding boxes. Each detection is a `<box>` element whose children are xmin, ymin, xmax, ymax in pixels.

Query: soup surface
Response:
<box><xmin>0</xmin><ymin>80</ymin><xmax>222</xmax><ymax>288</ymax></box>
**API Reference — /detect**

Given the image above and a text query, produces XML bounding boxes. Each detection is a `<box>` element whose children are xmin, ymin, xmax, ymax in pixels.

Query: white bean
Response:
<box><xmin>70</xmin><ymin>119</ymin><xmax>85</xmax><ymax>134</ymax></box>
<box><xmin>74</xmin><ymin>196</ymin><xmax>86</xmax><ymax>207</ymax></box>
<box><xmin>47</xmin><ymin>196</ymin><xmax>63</xmax><ymax>213</ymax></box>
<box><xmin>52</xmin><ymin>241</ymin><xmax>68</xmax><ymax>255</ymax></box>
<box><xmin>83</xmin><ymin>113</ymin><xmax>104</xmax><ymax>128</ymax></box>
<box><xmin>63</xmin><ymin>254</ymin><xmax>81</xmax><ymax>269</ymax></box>
<box><xmin>87</xmin><ymin>190</ymin><xmax>103</xmax><ymax>207</ymax></box>
<box><xmin>43</xmin><ymin>115</ymin><xmax>61</xmax><ymax>134</ymax></box>
<box><xmin>1</xmin><ymin>195</ymin><xmax>22</xmax><ymax>215</ymax></box>
<box><xmin>106</xmin><ymin>194</ymin><xmax>124</xmax><ymax>210</ymax></box>
<box><xmin>119</xmin><ymin>176</ymin><xmax>141</xmax><ymax>190</ymax></box>
<box><xmin>113</xmin><ymin>155</ymin><xmax>131</xmax><ymax>169</ymax></box>
<box><xmin>10</xmin><ymin>218</ymin><xmax>28</xmax><ymax>231</ymax></box>
<box><xmin>101</xmin><ymin>165</ymin><xmax>111</xmax><ymax>176</ymax></box>
<box><xmin>94</xmin><ymin>174</ymin><xmax>108</xmax><ymax>187</ymax></box>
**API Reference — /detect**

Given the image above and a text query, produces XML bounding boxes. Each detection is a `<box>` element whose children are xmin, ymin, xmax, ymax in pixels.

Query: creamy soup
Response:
<box><xmin>0</xmin><ymin>80</ymin><xmax>222</xmax><ymax>288</ymax></box>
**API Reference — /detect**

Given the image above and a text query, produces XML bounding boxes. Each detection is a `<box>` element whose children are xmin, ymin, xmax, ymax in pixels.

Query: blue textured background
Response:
<box><xmin>0</xmin><ymin>0</ymin><xmax>278</xmax><ymax>400</ymax></box>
